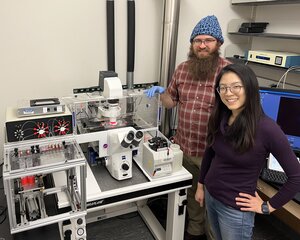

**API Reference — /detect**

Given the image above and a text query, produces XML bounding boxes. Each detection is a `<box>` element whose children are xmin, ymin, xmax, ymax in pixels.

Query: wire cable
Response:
<box><xmin>276</xmin><ymin>65</ymin><xmax>300</xmax><ymax>89</ymax></box>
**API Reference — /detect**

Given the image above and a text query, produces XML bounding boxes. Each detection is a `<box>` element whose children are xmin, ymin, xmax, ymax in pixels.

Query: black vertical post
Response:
<box><xmin>107</xmin><ymin>0</ymin><xmax>115</xmax><ymax>71</ymax></box>
<box><xmin>126</xmin><ymin>0</ymin><xmax>135</xmax><ymax>113</ymax></box>
<box><xmin>127</xmin><ymin>0</ymin><xmax>135</xmax><ymax>89</ymax></box>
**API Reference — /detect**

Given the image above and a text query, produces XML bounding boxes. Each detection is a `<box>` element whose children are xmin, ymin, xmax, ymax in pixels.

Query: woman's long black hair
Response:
<box><xmin>206</xmin><ymin>64</ymin><xmax>264</xmax><ymax>153</ymax></box>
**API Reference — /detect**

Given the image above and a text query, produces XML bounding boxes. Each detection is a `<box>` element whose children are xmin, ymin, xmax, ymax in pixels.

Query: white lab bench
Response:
<box><xmin>55</xmin><ymin>159</ymin><xmax>192</xmax><ymax>240</ymax></box>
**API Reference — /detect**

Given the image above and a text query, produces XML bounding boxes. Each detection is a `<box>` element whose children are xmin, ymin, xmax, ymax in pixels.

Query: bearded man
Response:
<box><xmin>146</xmin><ymin>15</ymin><xmax>231</xmax><ymax>240</ymax></box>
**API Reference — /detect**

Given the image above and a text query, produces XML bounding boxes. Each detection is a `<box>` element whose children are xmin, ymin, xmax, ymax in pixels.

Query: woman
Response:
<box><xmin>195</xmin><ymin>64</ymin><xmax>300</xmax><ymax>240</ymax></box>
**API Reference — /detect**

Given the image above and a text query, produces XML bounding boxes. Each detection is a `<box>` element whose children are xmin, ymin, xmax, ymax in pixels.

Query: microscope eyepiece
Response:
<box><xmin>121</xmin><ymin>130</ymin><xmax>135</xmax><ymax>148</ymax></box>
<box><xmin>132</xmin><ymin>131</ymin><xmax>144</xmax><ymax>147</ymax></box>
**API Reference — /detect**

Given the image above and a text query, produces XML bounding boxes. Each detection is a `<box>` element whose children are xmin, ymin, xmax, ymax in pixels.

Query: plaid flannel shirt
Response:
<box><xmin>167</xmin><ymin>57</ymin><xmax>231</xmax><ymax>157</ymax></box>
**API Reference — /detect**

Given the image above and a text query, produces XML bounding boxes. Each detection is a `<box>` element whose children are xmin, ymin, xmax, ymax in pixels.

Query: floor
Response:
<box><xmin>87</xmin><ymin>212</ymin><xmax>300</xmax><ymax>240</ymax></box>
<box><xmin>253</xmin><ymin>214</ymin><xmax>299</xmax><ymax>240</ymax></box>
<box><xmin>1</xmin><ymin>166</ymin><xmax>299</xmax><ymax>240</ymax></box>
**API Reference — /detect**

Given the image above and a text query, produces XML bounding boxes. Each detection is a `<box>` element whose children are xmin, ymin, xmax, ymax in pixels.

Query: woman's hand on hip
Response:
<box><xmin>235</xmin><ymin>191</ymin><xmax>275</xmax><ymax>214</ymax></box>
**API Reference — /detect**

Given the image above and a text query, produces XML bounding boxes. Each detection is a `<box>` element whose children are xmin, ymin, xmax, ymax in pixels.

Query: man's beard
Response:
<box><xmin>188</xmin><ymin>46</ymin><xmax>220</xmax><ymax>80</ymax></box>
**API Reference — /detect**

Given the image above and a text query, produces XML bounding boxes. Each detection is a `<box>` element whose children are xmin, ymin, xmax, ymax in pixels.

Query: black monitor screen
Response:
<box><xmin>260</xmin><ymin>87</ymin><xmax>300</xmax><ymax>151</ymax></box>
<box><xmin>277</xmin><ymin>97</ymin><xmax>300</xmax><ymax>137</ymax></box>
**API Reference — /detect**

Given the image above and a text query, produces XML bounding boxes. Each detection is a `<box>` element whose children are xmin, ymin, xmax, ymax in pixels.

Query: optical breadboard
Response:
<box><xmin>245</xmin><ymin>50</ymin><xmax>300</xmax><ymax>68</ymax></box>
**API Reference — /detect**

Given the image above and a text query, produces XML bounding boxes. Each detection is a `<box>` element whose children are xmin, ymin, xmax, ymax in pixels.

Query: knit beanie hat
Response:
<box><xmin>190</xmin><ymin>15</ymin><xmax>224</xmax><ymax>44</ymax></box>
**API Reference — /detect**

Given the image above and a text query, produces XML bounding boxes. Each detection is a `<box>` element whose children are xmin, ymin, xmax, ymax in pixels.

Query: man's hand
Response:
<box><xmin>144</xmin><ymin>86</ymin><xmax>165</xmax><ymax>98</ymax></box>
<box><xmin>195</xmin><ymin>183</ymin><xmax>205</xmax><ymax>207</ymax></box>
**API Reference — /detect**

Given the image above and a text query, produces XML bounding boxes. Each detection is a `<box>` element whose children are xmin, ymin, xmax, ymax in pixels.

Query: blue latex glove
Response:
<box><xmin>145</xmin><ymin>86</ymin><xmax>165</xmax><ymax>98</ymax></box>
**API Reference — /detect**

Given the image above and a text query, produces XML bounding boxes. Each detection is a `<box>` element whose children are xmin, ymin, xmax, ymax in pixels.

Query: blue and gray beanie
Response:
<box><xmin>190</xmin><ymin>15</ymin><xmax>224</xmax><ymax>44</ymax></box>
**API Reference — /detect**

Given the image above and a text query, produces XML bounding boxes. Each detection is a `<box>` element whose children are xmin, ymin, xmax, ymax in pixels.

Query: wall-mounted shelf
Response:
<box><xmin>232</xmin><ymin>0</ymin><xmax>300</xmax><ymax>5</ymax></box>
<box><xmin>229</xmin><ymin>32</ymin><xmax>300</xmax><ymax>40</ymax></box>
<box><xmin>226</xmin><ymin>14</ymin><xmax>300</xmax><ymax>58</ymax></box>
<box><xmin>230</xmin><ymin>0</ymin><xmax>300</xmax><ymax>90</ymax></box>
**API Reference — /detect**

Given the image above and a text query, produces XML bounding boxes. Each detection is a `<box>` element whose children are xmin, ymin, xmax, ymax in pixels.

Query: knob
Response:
<box><xmin>77</xmin><ymin>228</ymin><xmax>85</xmax><ymax>236</ymax></box>
<box><xmin>121</xmin><ymin>163</ymin><xmax>129</xmax><ymax>171</ymax></box>
<box><xmin>77</xmin><ymin>218</ymin><xmax>83</xmax><ymax>225</ymax></box>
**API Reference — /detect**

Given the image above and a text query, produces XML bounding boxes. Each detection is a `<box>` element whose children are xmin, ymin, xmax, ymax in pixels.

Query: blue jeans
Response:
<box><xmin>205</xmin><ymin>188</ymin><xmax>255</xmax><ymax>240</ymax></box>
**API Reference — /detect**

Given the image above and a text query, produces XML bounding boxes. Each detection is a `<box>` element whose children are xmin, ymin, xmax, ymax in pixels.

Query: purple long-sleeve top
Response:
<box><xmin>199</xmin><ymin>114</ymin><xmax>300</xmax><ymax>210</ymax></box>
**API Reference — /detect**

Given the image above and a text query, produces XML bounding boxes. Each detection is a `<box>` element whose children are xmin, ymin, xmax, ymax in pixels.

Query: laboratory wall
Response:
<box><xmin>176</xmin><ymin>1</ymin><xmax>250</xmax><ymax>66</ymax></box>
<box><xmin>0</xmin><ymin>0</ymin><xmax>164</xmax><ymax>159</ymax></box>
<box><xmin>0</xmin><ymin>0</ymin><xmax>261</xmax><ymax>159</ymax></box>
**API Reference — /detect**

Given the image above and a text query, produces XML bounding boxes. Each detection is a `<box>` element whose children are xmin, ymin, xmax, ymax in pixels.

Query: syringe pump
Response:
<box><xmin>142</xmin><ymin>136</ymin><xmax>183</xmax><ymax>178</ymax></box>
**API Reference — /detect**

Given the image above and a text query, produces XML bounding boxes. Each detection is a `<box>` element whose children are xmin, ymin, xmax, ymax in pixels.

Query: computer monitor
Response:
<box><xmin>259</xmin><ymin>87</ymin><xmax>300</xmax><ymax>151</ymax></box>
<box><xmin>267</xmin><ymin>153</ymin><xmax>300</xmax><ymax>172</ymax></box>
<box><xmin>267</xmin><ymin>153</ymin><xmax>284</xmax><ymax>172</ymax></box>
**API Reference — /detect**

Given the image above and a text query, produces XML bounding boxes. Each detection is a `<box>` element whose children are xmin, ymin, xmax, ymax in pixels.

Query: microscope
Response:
<box><xmin>105</xmin><ymin>127</ymin><xmax>143</xmax><ymax>180</ymax></box>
